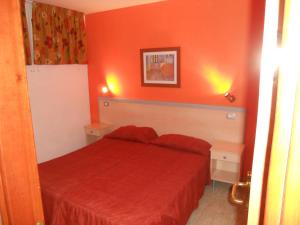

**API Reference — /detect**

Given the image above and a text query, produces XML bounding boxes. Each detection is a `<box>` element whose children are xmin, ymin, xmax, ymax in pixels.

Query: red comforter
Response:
<box><xmin>39</xmin><ymin>138</ymin><xmax>210</xmax><ymax>225</ymax></box>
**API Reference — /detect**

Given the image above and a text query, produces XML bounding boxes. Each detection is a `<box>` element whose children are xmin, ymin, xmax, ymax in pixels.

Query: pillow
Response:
<box><xmin>104</xmin><ymin>125</ymin><xmax>158</xmax><ymax>143</ymax></box>
<box><xmin>151</xmin><ymin>134</ymin><xmax>211</xmax><ymax>156</ymax></box>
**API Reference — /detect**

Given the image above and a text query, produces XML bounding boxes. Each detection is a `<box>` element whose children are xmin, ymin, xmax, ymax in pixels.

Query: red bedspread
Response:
<box><xmin>39</xmin><ymin>138</ymin><xmax>210</xmax><ymax>225</ymax></box>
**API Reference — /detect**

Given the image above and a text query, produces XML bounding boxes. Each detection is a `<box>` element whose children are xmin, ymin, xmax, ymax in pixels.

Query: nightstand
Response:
<box><xmin>84</xmin><ymin>123</ymin><xmax>113</xmax><ymax>144</ymax></box>
<box><xmin>210</xmin><ymin>141</ymin><xmax>244</xmax><ymax>185</ymax></box>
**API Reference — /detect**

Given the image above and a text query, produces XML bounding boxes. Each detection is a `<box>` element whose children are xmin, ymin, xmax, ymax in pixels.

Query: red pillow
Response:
<box><xmin>104</xmin><ymin>125</ymin><xmax>158</xmax><ymax>143</ymax></box>
<box><xmin>151</xmin><ymin>134</ymin><xmax>211</xmax><ymax>156</ymax></box>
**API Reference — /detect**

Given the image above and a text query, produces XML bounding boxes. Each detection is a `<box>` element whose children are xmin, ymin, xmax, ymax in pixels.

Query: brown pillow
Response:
<box><xmin>151</xmin><ymin>134</ymin><xmax>211</xmax><ymax>156</ymax></box>
<box><xmin>104</xmin><ymin>125</ymin><xmax>158</xmax><ymax>143</ymax></box>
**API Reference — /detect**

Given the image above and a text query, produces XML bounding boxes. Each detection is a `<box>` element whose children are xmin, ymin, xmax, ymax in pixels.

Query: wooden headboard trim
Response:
<box><xmin>98</xmin><ymin>97</ymin><xmax>245</xmax><ymax>112</ymax></box>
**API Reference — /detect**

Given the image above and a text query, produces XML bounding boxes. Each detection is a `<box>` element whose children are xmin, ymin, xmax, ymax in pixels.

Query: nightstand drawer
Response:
<box><xmin>210</xmin><ymin>141</ymin><xmax>244</xmax><ymax>184</ymax></box>
<box><xmin>84</xmin><ymin>123</ymin><xmax>114</xmax><ymax>145</ymax></box>
<box><xmin>211</xmin><ymin>150</ymin><xmax>240</xmax><ymax>162</ymax></box>
<box><xmin>85</xmin><ymin>127</ymin><xmax>101</xmax><ymax>136</ymax></box>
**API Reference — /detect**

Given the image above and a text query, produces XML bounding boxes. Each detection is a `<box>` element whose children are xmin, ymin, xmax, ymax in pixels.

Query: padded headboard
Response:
<box><xmin>99</xmin><ymin>97</ymin><xmax>246</xmax><ymax>144</ymax></box>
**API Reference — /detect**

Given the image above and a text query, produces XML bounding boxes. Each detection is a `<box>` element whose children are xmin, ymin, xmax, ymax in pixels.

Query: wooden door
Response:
<box><xmin>0</xmin><ymin>0</ymin><xmax>44</xmax><ymax>225</ymax></box>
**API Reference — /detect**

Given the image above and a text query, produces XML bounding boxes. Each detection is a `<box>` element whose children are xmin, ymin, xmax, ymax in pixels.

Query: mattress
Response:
<box><xmin>39</xmin><ymin>138</ymin><xmax>210</xmax><ymax>225</ymax></box>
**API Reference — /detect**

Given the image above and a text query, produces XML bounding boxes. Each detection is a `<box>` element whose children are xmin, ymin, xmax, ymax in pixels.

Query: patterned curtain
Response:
<box><xmin>32</xmin><ymin>2</ymin><xmax>87</xmax><ymax>64</ymax></box>
<box><xmin>20</xmin><ymin>0</ymin><xmax>32</xmax><ymax>65</ymax></box>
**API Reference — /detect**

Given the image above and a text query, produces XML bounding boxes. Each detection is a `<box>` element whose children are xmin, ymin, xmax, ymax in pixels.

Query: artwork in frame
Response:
<box><xmin>140</xmin><ymin>47</ymin><xmax>180</xmax><ymax>87</ymax></box>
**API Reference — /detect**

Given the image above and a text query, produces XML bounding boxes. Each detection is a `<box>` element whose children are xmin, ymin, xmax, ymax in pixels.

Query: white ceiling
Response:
<box><xmin>35</xmin><ymin>0</ymin><xmax>165</xmax><ymax>14</ymax></box>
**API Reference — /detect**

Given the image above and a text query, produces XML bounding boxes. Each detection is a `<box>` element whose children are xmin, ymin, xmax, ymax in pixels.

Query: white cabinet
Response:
<box><xmin>210</xmin><ymin>141</ymin><xmax>244</xmax><ymax>184</ymax></box>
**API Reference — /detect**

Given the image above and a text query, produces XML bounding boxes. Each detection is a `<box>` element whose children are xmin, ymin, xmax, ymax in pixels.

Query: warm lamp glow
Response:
<box><xmin>101</xmin><ymin>86</ymin><xmax>109</xmax><ymax>94</ymax></box>
<box><xmin>202</xmin><ymin>66</ymin><xmax>232</xmax><ymax>94</ymax></box>
<box><xmin>105</xmin><ymin>73</ymin><xmax>121</xmax><ymax>95</ymax></box>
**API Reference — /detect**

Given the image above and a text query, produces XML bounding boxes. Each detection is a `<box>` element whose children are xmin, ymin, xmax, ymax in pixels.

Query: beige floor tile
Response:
<box><xmin>186</xmin><ymin>182</ymin><xmax>248</xmax><ymax>225</ymax></box>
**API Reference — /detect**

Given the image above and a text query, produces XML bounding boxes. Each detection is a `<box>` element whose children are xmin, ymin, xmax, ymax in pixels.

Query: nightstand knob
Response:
<box><xmin>223</xmin><ymin>156</ymin><xmax>227</xmax><ymax>159</ymax></box>
<box><xmin>90</xmin><ymin>130</ymin><xmax>94</xmax><ymax>134</ymax></box>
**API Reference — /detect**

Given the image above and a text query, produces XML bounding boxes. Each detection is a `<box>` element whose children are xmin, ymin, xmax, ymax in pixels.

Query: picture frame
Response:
<box><xmin>140</xmin><ymin>47</ymin><xmax>180</xmax><ymax>87</ymax></box>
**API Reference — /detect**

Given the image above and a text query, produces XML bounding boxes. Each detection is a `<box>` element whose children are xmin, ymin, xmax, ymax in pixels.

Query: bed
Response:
<box><xmin>39</xmin><ymin>126</ymin><xmax>211</xmax><ymax>225</ymax></box>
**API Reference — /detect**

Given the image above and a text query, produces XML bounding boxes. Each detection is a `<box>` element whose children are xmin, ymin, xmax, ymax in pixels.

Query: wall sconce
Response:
<box><xmin>224</xmin><ymin>92</ymin><xmax>236</xmax><ymax>103</ymax></box>
<box><xmin>101</xmin><ymin>86</ymin><xmax>109</xmax><ymax>94</ymax></box>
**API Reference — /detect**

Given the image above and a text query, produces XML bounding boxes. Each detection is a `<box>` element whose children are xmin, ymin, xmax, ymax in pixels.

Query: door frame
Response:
<box><xmin>0</xmin><ymin>0</ymin><xmax>44</xmax><ymax>224</ymax></box>
<box><xmin>248</xmin><ymin>0</ymin><xmax>300</xmax><ymax>224</ymax></box>
<box><xmin>247</xmin><ymin>0</ymin><xmax>280</xmax><ymax>223</ymax></box>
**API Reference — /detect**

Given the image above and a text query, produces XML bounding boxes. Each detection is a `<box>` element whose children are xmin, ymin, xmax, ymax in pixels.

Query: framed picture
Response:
<box><xmin>140</xmin><ymin>47</ymin><xmax>180</xmax><ymax>87</ymax></box>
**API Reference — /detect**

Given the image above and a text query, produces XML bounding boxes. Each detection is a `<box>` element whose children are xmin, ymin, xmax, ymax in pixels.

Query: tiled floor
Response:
<box><xmin>187</xmin><ymin>182</ymin><xmax>248</xmax><ymax>225</ymax></box>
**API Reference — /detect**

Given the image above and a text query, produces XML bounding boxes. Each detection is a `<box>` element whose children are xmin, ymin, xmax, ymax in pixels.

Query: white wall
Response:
<box><xmin>24</xmin><ymin>2</ymin><xmax>90</xmax><ymax>163</ymax></box>
<box><xmin>27</xmin><ymin>65</ymin><xmax>90</xmax><ymax>163</ymax></box>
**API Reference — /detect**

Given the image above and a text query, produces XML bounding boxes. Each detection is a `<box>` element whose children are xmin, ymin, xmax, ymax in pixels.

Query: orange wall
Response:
<box><xmin>86</xmin><ymin>0</ymin><xmax>252</xmax><ymax>123</ymax></box>
<box><xmin>86</xmin><ymin>0</ymin><xmax>265</xmax><ymax>175</ymax></box>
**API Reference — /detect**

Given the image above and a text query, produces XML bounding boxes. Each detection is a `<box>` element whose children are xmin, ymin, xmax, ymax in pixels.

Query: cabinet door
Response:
<box><xmin>0</xmin><ymin>0</ymin><xmax>44</xmax><ymax>224</ymax></box>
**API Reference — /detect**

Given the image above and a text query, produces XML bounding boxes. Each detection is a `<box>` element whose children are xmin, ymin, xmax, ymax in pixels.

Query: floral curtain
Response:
<box><xmin>20</xmin><ymin>0</ymin><xmax>32</xmax><ymax>65</ymax></box>
<box><xmin>32</xmin><ymin>2</ymin><xmax>87</xmax><ymax>64</ymax></box>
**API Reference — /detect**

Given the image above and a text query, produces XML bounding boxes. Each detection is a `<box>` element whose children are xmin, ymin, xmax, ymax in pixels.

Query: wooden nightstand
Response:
<box><xmin>210</xmin><ymin>141</ymin><xmax>244</xmax><ymax>185</ymax></box>
<box><xmin>84</xmin><ymin>123</ymin><xmax>113</xmax><ymax>144</ymax></box>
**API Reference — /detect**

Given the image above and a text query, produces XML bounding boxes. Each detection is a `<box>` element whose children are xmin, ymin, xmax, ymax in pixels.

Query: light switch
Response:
<box><xmin>226</xmin><ymin>112</ymin><xmax>237</xmax><ymax>120</ymax></box>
